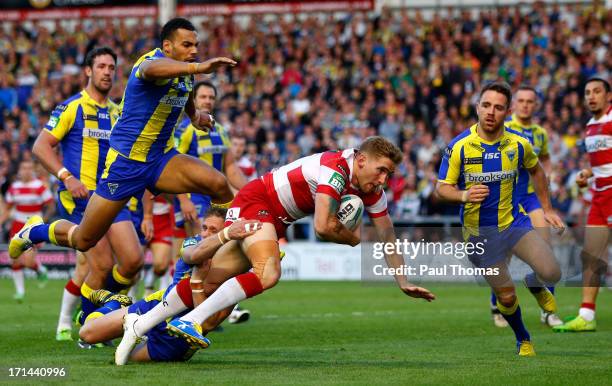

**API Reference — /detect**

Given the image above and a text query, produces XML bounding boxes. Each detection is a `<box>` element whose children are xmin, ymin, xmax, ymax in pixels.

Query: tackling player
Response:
<box><xmin>554</xmin><ymin>77</ymin><xmax>611</xmax><ymax>332</ymax></box>
<box><xmin>115</xmin><ymin>136</ymin><xmax>436</xmax><ymax>364</ymax></box>
<box><xmin>32</xmin><ymin>47</ymin><xmax>144</xmax><ymax>329</ymax></box>
<box><xmin>489</xmin><ymin>85</ymin><xmax>562</xmax><ymax>328</ymax></box>
<box><xmin>9</xmin><ymin>18</ymin><xmax>236</xmax><ymax>265</ymax></box>
<box><xmin>78</xmin><ymin>211</ymin><xmax>261</xmax><ymax>363</ymax></box>
<box><xmin>436</xmin><ymin>81</ymin><xmax>563</xmax><ymax>356</ymax></box>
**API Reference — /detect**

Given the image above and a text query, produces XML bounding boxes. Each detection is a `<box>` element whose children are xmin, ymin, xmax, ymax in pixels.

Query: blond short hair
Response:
<box><xmin>358</xmin><ymin>136</ymin><xmax>403</xmax><ymax>165</ymax></box>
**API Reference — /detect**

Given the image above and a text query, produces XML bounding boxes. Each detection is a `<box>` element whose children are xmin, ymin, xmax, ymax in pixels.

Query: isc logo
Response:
<box><xmin>484</xmin><ymin>153</ymin><xmax>500</xmax><ymax>159</ymax></box>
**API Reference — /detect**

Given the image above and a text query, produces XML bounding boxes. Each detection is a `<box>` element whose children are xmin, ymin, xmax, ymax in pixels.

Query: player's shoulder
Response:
<box><xmin>505</xmin><ymin>127</ymin><xmax>531</xmax><ymax>144</ymax></box>
<box><xmin>445</xmin><ymin>126</ymin><xmax>474</xmax><ymax>155</ymax></box>
<box><xmin>320</xmin><ymin>149</ymin><xmax>352</xmax><ymax>178</ymax></box>
<box><xmin>135</xmin><ymin>48</ymin><xmax>163</xmax><ymax>65</ymax></box>
<box><xmin>54</xmin><ymin>92</ymin><xmax>84</xmax><ymax>113</ymax></box>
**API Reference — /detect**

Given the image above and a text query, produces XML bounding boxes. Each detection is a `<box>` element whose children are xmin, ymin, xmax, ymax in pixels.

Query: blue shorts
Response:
<box><xmin>96</xmin><ymin>148</ymin><xmax>179</xmax><ymax>201</ymax></box>
<box><xmin>57</xmin><ymin>191</ymin><xmax>131</xmax><ymax>224</ymax></box>
<box><xmin>466</xmin><ymin>214</ymin><xmax>533</xmax><ymax>268</ymax></box>
<box><xmin>127</xmin><ymin>292</ymin><xmax>196</xmax><ymax>362</ymax></box>
<box><xmin>173</xmin><ymin>193</ymin><xmax>211</xmax><ymax>228</ymax></box>
<box><xmin>518</xmin><ymin>192</ymin><xmax>542</xmax><ymax>214</ymax></box>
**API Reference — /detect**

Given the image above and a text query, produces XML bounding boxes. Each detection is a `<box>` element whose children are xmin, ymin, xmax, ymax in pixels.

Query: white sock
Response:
<box><xmin>133</xmin><ymin>285</ymin><xmax>188</xmax><ymax>337</ymax></box>
<box><xmin>57</xmin><ymin>289</ymin><xmax>79</xmax><ymax>331</ymax></box>
<box><xmin>13</xmin><ymin>269</ymin><xmax>25</xmax><ymax>295</ymax></box>
<box><xmin>181</xmin><ymin>277</ymin><xmax>247</xmax><ymax>325</ymax></box>
<box><xmin>579</xmin><ymin>307</ymin><xmax>595</xmax><ymax>321</ymax></box>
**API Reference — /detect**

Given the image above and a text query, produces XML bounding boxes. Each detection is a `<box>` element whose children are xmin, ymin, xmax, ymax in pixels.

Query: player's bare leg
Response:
<box><xmin>79</xmin><ymin>308</ymin><xmax>127</xmax><ymax>344</ymax></box>
<box><xmin>145</xmin><ymin>242</ymin><xmax>172</xmax><ymax>294</ymax></box>
<box><xmin>106</xmin><ymin>220</ymin><xmax>145</xmax><ymax>292</ymax></box>
<box><xmin>154</xmin><ymin>154</ymin><xmax>233</xmax><ymax>205</ymax></box>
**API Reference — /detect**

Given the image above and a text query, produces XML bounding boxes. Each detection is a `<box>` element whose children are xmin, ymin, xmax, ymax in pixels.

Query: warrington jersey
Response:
<box><xmin>111</xmin><ymin>48</ymin><xmax>194</xmax><ymax>162</ymax></box>
<box><xmin>176</xmin><ymin>117</ymin><xmax>231</xmax><ymax>172</ymax></box>
<box><xmin>438</xmin><ymin>124</ymin><xmax>538</xmax><ymax>234</ymax></box>
<box><xmin>505</xmin><ymin>114</ymin><xmax>549</xmax><ymax>195</ymax></box>
<box><xmin>45</xmin><ymin>90</ymin><xmax>119</xmax><ymax>191</ymax></box>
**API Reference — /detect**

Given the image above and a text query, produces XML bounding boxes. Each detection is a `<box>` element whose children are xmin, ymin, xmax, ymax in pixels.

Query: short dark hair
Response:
<box><xmin>84</xmin><ymin>46</ymin><xmax>117</xmax><ymax>68</ymax></box>
<box><xmin>359</xmin><ymin>136</ymin><xmax>403</xmax><ymax>165</ymax></box>
<box><xmin>204</xmin><ymin>206</ymin><xmax>227</xmax><ymax>221</ymax></box>
<box><xmin>194</xmin><ymin>81</ymin><xmax>217</xmax><ymax>98</ymax></box>
<box><xmin>160</xmin><ymin>17</ymin><xmax>196</xmax><ymax>43</ymax></box>
<box><xmin>585</xmin><ymin>77</ymin><xmax>611</xmax><ymax>93</ymax></box>
<box><xmin>479</xmin><ymin>81</ymin><xmax>512</xmax><ymax>108</ymax></box>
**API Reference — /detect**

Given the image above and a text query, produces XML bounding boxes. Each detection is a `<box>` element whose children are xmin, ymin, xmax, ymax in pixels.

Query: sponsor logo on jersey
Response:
<box><xmin>160</xmin><ymin>95</ymin><xmax>189</xmax><ymax>107</ymax></box>
<box><xmin>47</xmin><ymin>116</ymin><xmax>59</xmax><ymax>128</ymax></box>
<box><xmin>329</xmin><ymin>172</ymin><xmax>346</xmax><ymax>191</ymax></box>
<box><xmin>465</xmin><ymin>170</ymin><xmax>517</xmax><ymax>183</ymax></box>
<box><xmin>463</xmin><ymin>157</ymin><xmax>483</xmax><ymax>165</ymax></box>
<box><xmin>83</xmin><ymin>128</ymin><xmax>111</xmax><ymax>140</ymax></box>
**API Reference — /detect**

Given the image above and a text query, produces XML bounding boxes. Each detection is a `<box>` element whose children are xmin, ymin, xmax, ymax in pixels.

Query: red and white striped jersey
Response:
<box><xmin>5</xmin><ymin>179</ymin><xmax>53</xmax><ymax>223</ymax></box>
<box><xmin>153</xmin><ymin>195</ymin><xmax>171</xmax><ymax>216</ymax></box>
<box><xmin>585</xmin><ymin>106</ymin><xmax>612</xmax><ymax>191</ymax></box>
<box><xmin>261</xmin><ymin>149</ymin><xmax>388</xmax><ymax>223</ymax></box>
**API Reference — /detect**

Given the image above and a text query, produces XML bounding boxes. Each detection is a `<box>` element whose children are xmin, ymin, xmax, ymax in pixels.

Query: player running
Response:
<box><xmin>31</xmin><ymin>47</ymin><xmax>144</xmax><ymax>333</ymax></box>
<box><xmin>554</xmin><ymin>77</ymin><xmax>611</xmax><ymax>332</ymax></box>
<box><xmin>79</xmin><ymin>210</ymin><xmax>261</xmax><ymax>363</ymax></box>
<box><xmin>436</xmin><ymin>81</ymin><xmax>563</xmax><ymax>356</ymax></box>
<box><xmin>9</xmin><ymin>18</ymin><xmax>236</xmax><ymax>266</ymax></box>
<box><xmin>1</xmin><ymin>159</ymin><xmax>54</xmax><ymax>302</ymax></box>
<box><xmin>114</xmin><ymin>136</ymin><xmax>436</xmax><ymax>365</ymax></box>
<box><xmin>489</xmin><ymin>85</ymin><xmax>562</xmax><ymax>328</ymax></box>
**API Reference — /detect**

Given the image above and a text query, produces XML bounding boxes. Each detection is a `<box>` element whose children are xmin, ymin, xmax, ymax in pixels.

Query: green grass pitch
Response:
<box><xmin>1</xmin><ymin>280</ymin><xmax>611</xmax><ymax>385</ymax></box>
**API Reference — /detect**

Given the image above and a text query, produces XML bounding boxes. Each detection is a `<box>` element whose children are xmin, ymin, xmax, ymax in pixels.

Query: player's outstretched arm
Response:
<box><xmin>138</xmin><ymin>57</ymin><xmax>237</xmax><ymax>80</ymax></box>
<box><xmin>371</xmin><ymin>214</ymin><xmax>435</xmax><ymax>302</ymax></box>
<box><xmin>313</xmin><ymin>193</ymin><xmax>360</xmax><ymax>246</ymax></box>
<box><xmin>181</xmin><ymin>219</ymin><xmax>262</xmax><ymax>265</ymax></box>
<box><xmin>436</xmin><ymin>182</ymin><xmax>489</xmax><ymax>204</ymax></box>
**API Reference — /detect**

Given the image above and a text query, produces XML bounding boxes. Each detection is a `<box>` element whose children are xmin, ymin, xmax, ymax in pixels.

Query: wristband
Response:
<box><xmin>461</xmin><ymin>190</ymin><xmax>468</xmax><ymax>203</ymax></box>
<box><xmin>57</xmin><ymin>167</ymin><xmax>70</xmax><ymax>180</ymax></box>
<box><xmin>217</xmin><ymin>232</ymin><xmax>226</xmax><ymax>245</ymax></box>
<box><xmin>223</xmin><ymin>227</ymin><xmax>230</xmax><ymax>241</ymax></box>
<box><xmin>64</xmin><ymin>175</ymin><xmax>74</xmax><ymax>182</ymax></box>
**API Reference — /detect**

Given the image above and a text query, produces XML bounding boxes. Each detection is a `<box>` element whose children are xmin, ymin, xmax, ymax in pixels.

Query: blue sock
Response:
<box><xmin>29</xmin><ymin>224</ymin><xmax>50</xmax><ymax>244</ymax></box>
<box><xmin>105</xmin><ymin>273</ymin><xmax>130</xmax><ymax>293</ymax></box>
<box><xmin>95</xmin><ymin>300</ymin><xmax>122</xmax><ymax>316</ymax></box>
<box><xmin>490</xmin><ymin>291</ymin><xmax>497</xmax><ymax>308</ymax></box>
<box><xmin>498</xmin><ymin>301</ymin><xmax>530</xmax><ymax>342</ymax></box>
<box><xmin>80</xmin><ymin>296</ymin><xmax>96</xmax><ymax>325</ymax></box>
<box><xmin>547</xmin><ymin>286</ymin><xmax>555</xmax><ymax>295</ymax></box>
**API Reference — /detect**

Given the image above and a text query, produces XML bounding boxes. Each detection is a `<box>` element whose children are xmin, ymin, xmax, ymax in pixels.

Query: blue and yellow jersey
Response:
<box><xmin>438</xmin><ymin>124</ymin><xmax>538</xmax><ymax>235</ymax></box>
<box><xmin>111</xmin><ymin>48</ymin><xmax>194</xmax><ymax>162</ymax></box>
<box><xmin>171</xmin><ymin>235</ymin><xmax>202</xmax><ymax>284</ymax></box>
<box><xmin>505</xmin><ymin>114</ymin><xmax>549</xmax><ymax>195</ymax></box>
<box><xmin>175</xmin><ymin>118</ymin><xmax>231</xmax><ymax>172</ymax></box>
<box><xmin>44</xmin><ymin>90</ymin><xmax>119</xmax><ymax>192</ymax></box>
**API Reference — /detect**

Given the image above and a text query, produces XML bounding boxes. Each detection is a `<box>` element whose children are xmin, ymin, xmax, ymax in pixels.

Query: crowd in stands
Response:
<box><xmin>0</xmin><ymin>2</ymin><xmax>609</xmax><ymax>233</ymax></box>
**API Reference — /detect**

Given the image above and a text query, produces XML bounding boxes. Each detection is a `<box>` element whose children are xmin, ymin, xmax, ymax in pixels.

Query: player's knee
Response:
<box><xmin>261</xmin><ymin>269</ymin><xmax>281</xmax><ymax>290</ymax></box>
<box><xmin>496</xmin><ymin>291</ymin><xmax>517</xmax><ymax>307</ymax></box>
<box><xmin>78</xmin><ymin>326</ymin><xmax>93</xmax><ymax>343</ymax></box>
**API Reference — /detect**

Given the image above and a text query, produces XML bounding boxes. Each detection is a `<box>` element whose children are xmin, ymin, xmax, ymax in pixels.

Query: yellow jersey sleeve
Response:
<box><xmin>44</xmin><ymin>101</ymin><xmax>79</xmax><ymax>141</ymax></box>
<box><xmin>438</xmin><ymin>144</ymin><xmax>461</xmax><ymax>185</ymax></box>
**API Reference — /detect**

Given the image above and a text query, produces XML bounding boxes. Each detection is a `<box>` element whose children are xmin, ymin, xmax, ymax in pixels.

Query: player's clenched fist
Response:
<box><xmin>463</xmin><ymin>184</ymin><xmax>489</xmax><ymax>203</ymax></box>
<box><xmin>575</xmin><ymin>168</ymin><xmax>592</xmax><ymax>188</ymax></box>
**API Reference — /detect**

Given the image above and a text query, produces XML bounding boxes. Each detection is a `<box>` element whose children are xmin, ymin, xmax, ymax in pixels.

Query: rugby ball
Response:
<box><xmin>337</xmin><ymin>194</ymin><xmax>364</xmax><ymax>231</ymax></box>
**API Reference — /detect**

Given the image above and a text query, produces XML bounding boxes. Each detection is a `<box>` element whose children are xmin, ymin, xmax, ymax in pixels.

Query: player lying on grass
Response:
<box><xmin>79</xmin><ymin>211</ymin><xmax>261</xmax><ymax>363</ymax></box>
<box><xmin>436</xmin><ymin>81</ymin><xmax>563</xmax><ymax>356</ymax></box>
<box><xmin>115</xmin><ymin>136</ymin><xmax>436</xmax><ymax>365</ymax></box>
